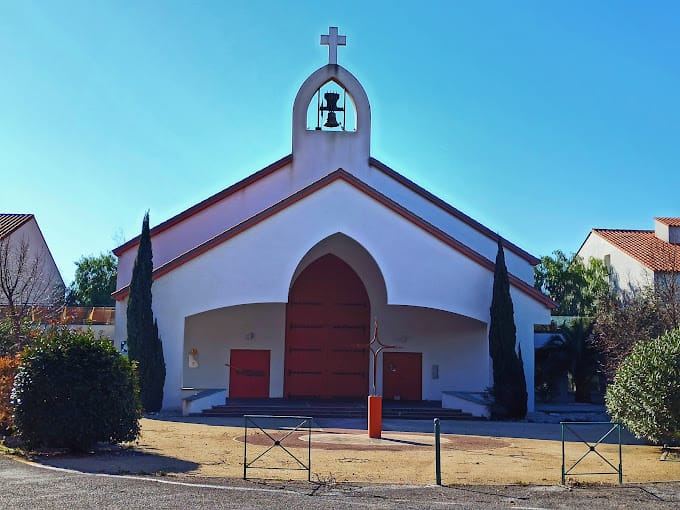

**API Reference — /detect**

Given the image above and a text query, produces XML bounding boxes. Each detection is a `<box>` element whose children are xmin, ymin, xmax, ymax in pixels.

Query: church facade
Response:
<box><xmin>112</xmin><ymin>28</ymin><xmax>553</xmax><ymax>412</ymax></box>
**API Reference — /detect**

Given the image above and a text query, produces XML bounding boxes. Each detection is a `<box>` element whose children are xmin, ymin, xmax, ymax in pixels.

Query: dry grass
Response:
<box><xmin>120</xmin><ymin>419</ymin><xmax>680</xmax><ymax>485</ymax></box>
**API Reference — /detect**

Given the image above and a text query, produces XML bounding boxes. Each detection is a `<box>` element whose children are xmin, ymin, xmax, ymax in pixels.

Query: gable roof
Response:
<box><xmin>112</xmin><ymin>169</ymin><xmax>555</xmax><ymax>309</ymax></box>
<box><xmin>368</xmin><ymin>158</ymin><xmax>540</xmax><ymax>265</ymax></box>
<box><xmin>592</xmin><ymin>229</ymin><xmax>680</xmax><ymax>272</ymax></box>
<box><xmin>112</xmin><ymin>155</ymin><xmax>293</xmax><ymax>256</ymax></box>
<box><xmin>113</xmin><ymin>155</ymin><xmax>540</xmax><ymax>266</ymax></box>
<box><xmin>0</xmin><ymin>214</ymin><xmax>33</xmax><ymax>240</ymax></box>
<box><xmin>656</xmin><ymin>217</ymin><xmax>680</xmax><ymax>227</ymax></box>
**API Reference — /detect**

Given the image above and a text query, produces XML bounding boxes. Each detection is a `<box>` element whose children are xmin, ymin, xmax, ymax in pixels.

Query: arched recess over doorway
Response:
<box><xmin>290</xmin><ymin>232</ymin><xmax>387</xmax><ymax>309</ymax></box>
<box><xmin>285</xmin><ymin>254</ymin><xmax>370</xmax><ymax>399</ymax></box>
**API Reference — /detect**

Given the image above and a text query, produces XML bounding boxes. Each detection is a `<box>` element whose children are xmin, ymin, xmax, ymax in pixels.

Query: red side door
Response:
<box><xmin>229</xmin><ymin>349</ymin><xmax>270</xmax><ymax>398</ymax></box>
<box><xmin>383</xmin><ymin>352</ymin><xmax>422</xmax><ymax>401</ymax></box>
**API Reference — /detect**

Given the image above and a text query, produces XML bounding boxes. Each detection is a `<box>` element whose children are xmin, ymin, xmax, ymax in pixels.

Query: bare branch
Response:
<box><xmin>0</xmin><ymin>235</ymin><xmax>64</xmax><ymax>353</ymax></box>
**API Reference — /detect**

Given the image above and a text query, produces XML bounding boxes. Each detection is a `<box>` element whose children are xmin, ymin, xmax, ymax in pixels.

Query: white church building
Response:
<box><xmin>113</xmin><ymin>28</ymin><xmax>553</xmax><ymax>413</ymax></box>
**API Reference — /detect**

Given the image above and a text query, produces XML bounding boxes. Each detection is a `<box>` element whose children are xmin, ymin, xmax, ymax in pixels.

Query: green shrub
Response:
<box><xmin>0</xmin><ymin>354</ymin><xmax>20</xmax><ymax>434</ymax></box>
<box><xmin>12</xmin><ymin>327</ymin><xmax>141</xmax><ymax>450</ymax></box>
<box><xmin>605</xmin><ymin>328</ymin><xmax>680</xmax><ymax>445</ymax></box>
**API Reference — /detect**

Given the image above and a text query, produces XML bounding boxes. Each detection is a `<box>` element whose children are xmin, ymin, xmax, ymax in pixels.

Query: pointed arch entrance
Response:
<box><xmin>284</xmin><ymin>254</ymin><xmax>370</xmax><ymax>398</ymax></box>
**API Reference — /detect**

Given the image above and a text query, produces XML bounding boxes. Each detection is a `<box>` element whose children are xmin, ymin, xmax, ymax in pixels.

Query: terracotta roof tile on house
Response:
<box><xmin>0</xmin><ymin>214</ymin><xmax>33</xmax><ymax>240</ymax></box>
<box><xmin>656</xmin><ymin>217</ymin><xmax>680</xmax><ymax>227</ymax></box>
<box><xmin>593</xmin><ymin>229</ymin><xmax>680</xmax><ymax>271</ymax></box>
<box><xmin>0</xmin><ymin>306</ymin><xmax>116</xmax><ymax>325</ymax></box>
<box><xmin>61</xmin><ymin>306</ymin><xmax>115</xmax><ymax>325</ymax></box>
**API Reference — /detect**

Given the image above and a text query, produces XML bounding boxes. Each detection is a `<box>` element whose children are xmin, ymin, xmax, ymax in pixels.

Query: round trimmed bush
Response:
<box><xmin>605</xmin><ymin>328</ymin><xmax>680</xmax><ymax>445</ymax></box>
<box><xmin>11</xmin><ymin>327</ymin><xmax>141</xmax><ymax>450</ymax></box>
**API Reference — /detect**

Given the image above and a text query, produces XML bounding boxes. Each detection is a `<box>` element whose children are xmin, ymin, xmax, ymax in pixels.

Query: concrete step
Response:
<box><xmin>199</xmin><ymin>401</ymin><xmax>476</xmax><ymax>420</ymax></box>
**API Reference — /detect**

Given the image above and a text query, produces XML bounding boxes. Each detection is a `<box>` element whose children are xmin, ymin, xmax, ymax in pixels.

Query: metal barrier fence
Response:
<box><xmin>243</xmin><ymin>415</ymin><xmax>313</xmax><ymax>481</ymax></box>
<box><xmin>561</xmin><ymin>421</ymin><xmax>622</xmax><ymax>485</ymax></box>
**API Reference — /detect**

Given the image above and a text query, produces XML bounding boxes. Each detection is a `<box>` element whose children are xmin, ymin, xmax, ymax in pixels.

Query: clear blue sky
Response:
<box><xmin>1</xmin><ymin>1</ymin><xmax>679</xmax><ymax>286</ymax></box>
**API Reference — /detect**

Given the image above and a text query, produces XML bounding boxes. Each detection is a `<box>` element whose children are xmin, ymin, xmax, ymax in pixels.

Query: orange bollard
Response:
<box><xmin>368</xmin><ymin>395</ymin><xmax>382</xmax><ymax>438</ymax></box>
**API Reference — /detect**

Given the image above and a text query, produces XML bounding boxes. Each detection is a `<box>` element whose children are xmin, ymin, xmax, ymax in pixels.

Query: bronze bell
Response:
<box><xmin>320</xmin><ymin>91</ymin><xmax>343</xmax><ymax>128</ymax></box>
<box><xmin>324</xmin><ymin>111</ymin><xmax>340</xmax><ymax>128</ymax></box>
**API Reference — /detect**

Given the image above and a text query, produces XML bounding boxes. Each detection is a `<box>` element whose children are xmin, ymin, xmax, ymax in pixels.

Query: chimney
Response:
<box><xmin>655</xmin><ymin>218</ymin><xmax>680</xmax><ymax>245</ymax></box>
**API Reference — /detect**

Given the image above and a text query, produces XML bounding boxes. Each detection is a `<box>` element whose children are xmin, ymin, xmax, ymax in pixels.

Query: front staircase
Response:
<box><xmin>198</xmin><ymin>398</ymin><xmax>477</xmax><ymax>420</ymax></box>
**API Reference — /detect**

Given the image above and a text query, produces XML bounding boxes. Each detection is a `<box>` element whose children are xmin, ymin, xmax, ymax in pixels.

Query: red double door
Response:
<box><xmin>285</xmin><ymin>254</ymin><xmax>370</xmax><ymax>399</ymax></box>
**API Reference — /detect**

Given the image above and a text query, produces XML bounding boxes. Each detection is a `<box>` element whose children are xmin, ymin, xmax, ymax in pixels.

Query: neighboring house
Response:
<box><xmin>112</xmin><ymin>28</ymin><xmax>553</xmax><ymax>413</ymax></box>
<box><xmin>578</xmin><ymin>217</ymin><xmax>680</xmax><ymax>293</ymax></box>
<box><xmin>0</xmin><ymin>213</ymin><xmax>64</xmax><ymax>308</ymax></box>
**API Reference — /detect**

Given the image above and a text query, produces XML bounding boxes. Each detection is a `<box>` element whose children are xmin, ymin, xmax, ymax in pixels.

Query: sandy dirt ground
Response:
<box><xmin>23</xmin><ymin>417</ymin><xmax>680</xmax><ymax>486</ymax></box>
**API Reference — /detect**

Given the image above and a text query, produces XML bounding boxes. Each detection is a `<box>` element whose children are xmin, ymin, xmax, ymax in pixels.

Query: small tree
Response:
<box><xmin>11</xmin><ymin>327</ymin><xmax>141</xmax><ymax>450</ymax></box>
<box><xmin>0</xmin><ymin>236</ymin><xmax>64</xmax><ymax>352</ymax></box>
<box><xmin>126</xmin><ymin>212</ymin><xmax>165</xmax><ymax>412</ymax></box>
<box><xmin>654</xmin><ymin>271</ymin><xmax>680</xmax><ymax>332</ymax></box>
<box><xmin>605</xmin><ymin>328</ymin><xmax>680</xmax><ymax>445</ymax></box>
<box><xmin>488</xmin><ymin>240</ymin><xmax>527</xmax><ymax>419</ymax></box>
<box><xmin>534</xmin><ymin>250</ymin><xmax>609</xmax><ymax>316</ymax></box>
<box><xmin>67</xmin><ymin>253</ymin><xmax>117</xmax><ymax>306</ymax></box>
<box><xmin>593</xmin><ymin>287</ymin><xmax>665</xmax><ymax>381</ymax></box>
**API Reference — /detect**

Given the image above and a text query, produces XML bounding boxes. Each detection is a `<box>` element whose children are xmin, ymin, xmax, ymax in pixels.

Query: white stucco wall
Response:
<box><xmin>374</xmin><ymin>306</ymin><xmax>488</xmax><ymax>399</ymax></box>
<box><xmin>183</xmin><ymin>304</ymin><xmax>286</xmax><ymax>395</ymax></box>
<box><xmin>181</xmin><ymin>302</ymin><xmax>488</xmax><ymax>402</ymax></box>
<box><xmin>117</xmin><ymin>160</ymin><xmax>294</xmax><ymax>289</ymax></box>
<box><xmin>578</xmin><ymin>232</ymin><xmax>654</xmax><ymax>291</ymax></box>
<box><xmin>115</xmin><ymin>179</ymin><xmax>550</xmax><ymax>410</ymax></box>
<box><xmin>1</xmin><ymin>218</ymin><xmax>64</xmax><ymax>305</ymax></box>
<box><xmin>291</xmin><ymin>65</ymin><xmax>371</xmax><ymax>181</ymax></box>
<box><xmin>361</xmin><ymin>167</ymin><xmax>536</xmax><ymax>284</ymax></box>
<box><xmin>67</xmin><ymin>324</ymin><xmax>115</xmax><ymax>341</ymax></box>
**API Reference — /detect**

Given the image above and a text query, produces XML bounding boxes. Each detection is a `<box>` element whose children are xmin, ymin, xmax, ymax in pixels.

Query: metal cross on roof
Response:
<box><xmin>320</xmin><ymin>26</ymin><xmax>346</xmax><ymax>65</ymax></box>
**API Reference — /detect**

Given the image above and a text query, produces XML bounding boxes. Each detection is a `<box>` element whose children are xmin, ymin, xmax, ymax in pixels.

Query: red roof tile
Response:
<box><xmin>656</xmin><ymin>217</ymin><xmax>680</xmax><ymax>227</ymax></box>
<box><xmin>0</xmin><ymin>214</ymin><xmax>33</xmax><ymax>240</ymax></box>
<box><xmin>593</xmin><ymin>229</ymin><xmax>680</xmax><ymax>271</ymax></box>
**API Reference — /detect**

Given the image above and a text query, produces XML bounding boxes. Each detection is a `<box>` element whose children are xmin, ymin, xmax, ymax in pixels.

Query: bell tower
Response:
<box><xmin>291</xmin><ymin>27</ymin><xmax>371</xmax><ymax>179</ymax></box>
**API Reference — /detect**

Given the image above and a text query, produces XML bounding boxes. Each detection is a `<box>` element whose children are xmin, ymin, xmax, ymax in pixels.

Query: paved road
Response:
<box><xmin>1</xmin><ymin>455</ymin><xmax>678</xmax><ymax>509</ymax></box>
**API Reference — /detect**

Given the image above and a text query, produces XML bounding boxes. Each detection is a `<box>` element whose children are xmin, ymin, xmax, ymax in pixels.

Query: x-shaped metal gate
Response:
<box><xmin>561</xmin><ymin>421</ymin><xmax>622</xmax><ymax>484</ymax></box>
<box><xmin>243</xmin><ymin>415</ymin><xmax>312</xmax><ymax>481</ymax></box>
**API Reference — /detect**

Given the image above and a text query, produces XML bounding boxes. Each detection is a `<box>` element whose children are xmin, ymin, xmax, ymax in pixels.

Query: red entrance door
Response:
<box><xmin>229</xmin><ymin>349</ymin><xmax>270</xmax><ymax>398</ymax></box>
<box><xmin>383</xmin><ymin>352</ymin><xmax>422</xmax><ymax>401</ymax></box>
<box><xmin>285</xmin><ymin>254</ymin><xmax>370</xmax><ymax>399</ymax></box>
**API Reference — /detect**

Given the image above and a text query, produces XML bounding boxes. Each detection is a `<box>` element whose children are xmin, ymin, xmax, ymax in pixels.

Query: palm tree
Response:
<box><xmin>536</xmin><ymin>318</ymin><xmax>599</xmax><ymax>403</ymax></box>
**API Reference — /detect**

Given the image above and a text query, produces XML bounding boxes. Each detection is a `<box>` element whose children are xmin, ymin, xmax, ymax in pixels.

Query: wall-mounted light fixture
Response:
<box><xmin>189</xmin><ymin>348</ymin><xmax>199</xmax><ymax>368</ymax></box>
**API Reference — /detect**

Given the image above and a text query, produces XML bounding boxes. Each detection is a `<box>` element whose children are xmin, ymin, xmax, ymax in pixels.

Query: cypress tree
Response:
<box><xmin>126</xmin><ymin>212</ymin><xmax>165</xmax><ymax>412</ymax></box>
<box><xmin>488</xmin><ymin>239</ymin><xmax>527</xmax><ymax>419</ymax></box>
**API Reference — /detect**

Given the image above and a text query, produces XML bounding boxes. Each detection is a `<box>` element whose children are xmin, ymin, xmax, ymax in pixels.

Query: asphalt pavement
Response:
<box><xmin>1</xmin><ymin>454</ymin><xmax>677</xmax><ymax>509</ymax></box>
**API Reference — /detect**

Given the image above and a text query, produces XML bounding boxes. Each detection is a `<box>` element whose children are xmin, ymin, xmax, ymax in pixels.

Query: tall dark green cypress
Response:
<box><xmin>126</xmin><ymin>212</ymin><xmax>165</xmax><ymax>412</ymax></box>
<box><xmin>488</xmin><ymin>239</ymin><xmax>527</xmax><ymax>419</ymax></box>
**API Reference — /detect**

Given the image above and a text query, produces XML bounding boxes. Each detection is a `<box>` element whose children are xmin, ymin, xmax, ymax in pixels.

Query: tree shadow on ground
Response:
<box><xmin>26</xmin><ymin>445</ymin><xmax>200</xmax><ymax>475</ymax></box>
